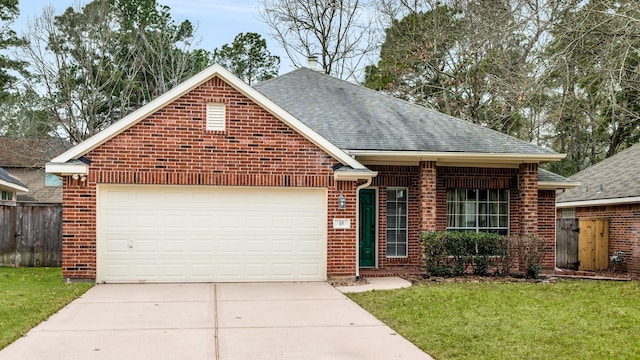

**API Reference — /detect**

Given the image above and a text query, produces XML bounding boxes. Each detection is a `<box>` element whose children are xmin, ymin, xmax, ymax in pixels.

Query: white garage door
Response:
<box><xmin>97</xmin><ymin>185</ymin><xmax>327</xmax><ymax>283</ymax></box>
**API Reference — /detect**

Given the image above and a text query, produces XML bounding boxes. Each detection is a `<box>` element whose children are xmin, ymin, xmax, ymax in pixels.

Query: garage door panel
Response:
<box><xmin>97</xmin><ymin>185</ymin><xmax>327</xmax><ymax>283</ymax></box>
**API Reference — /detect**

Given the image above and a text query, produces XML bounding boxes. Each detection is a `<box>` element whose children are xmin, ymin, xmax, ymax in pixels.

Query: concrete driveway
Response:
<box><xmin>0</xmin><ymin>282</ymin><xmax>432</xmax><ymax>359</ymax></box>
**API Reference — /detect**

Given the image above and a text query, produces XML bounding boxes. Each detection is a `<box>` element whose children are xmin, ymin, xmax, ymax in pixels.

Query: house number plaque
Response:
<box><xmin>333</xmin><ymin>218</ymin><xmax>351</xmax><ymax>229</ymax></box>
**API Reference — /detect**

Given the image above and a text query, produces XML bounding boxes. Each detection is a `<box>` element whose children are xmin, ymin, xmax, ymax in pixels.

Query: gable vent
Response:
<box><xmin>206</xmin><ymin>103</ymin><xmax>225</xmax><ymax>131</ymax></box>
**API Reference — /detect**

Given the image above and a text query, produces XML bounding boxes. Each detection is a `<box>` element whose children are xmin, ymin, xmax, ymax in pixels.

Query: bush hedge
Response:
<box><xmin>421</xmin><ymin>231</ymin><xmax>512</xmax><ymax>277</ymax></box>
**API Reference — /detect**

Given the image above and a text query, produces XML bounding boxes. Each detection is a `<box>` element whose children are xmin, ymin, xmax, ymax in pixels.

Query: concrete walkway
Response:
<box><xmin>0</xmin><ymin>282</ymin><xmax>432</xmax><ymax>360</ymax></box>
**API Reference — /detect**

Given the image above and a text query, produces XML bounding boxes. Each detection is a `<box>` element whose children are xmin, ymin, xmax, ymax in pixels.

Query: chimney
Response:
<box><xmin>307</xmin><ymin>55</ymin><xmax>318</xmax><ymax>70</ymax></box>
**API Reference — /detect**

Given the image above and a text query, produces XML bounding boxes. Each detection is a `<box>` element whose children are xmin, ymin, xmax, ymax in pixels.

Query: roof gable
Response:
<box><xmin>255</xmin><ymin>68</ymin><xmax>563</xmax><ymax>162</ymax></box>
<box><xmin>49</xmin><ymin>64</ymin><xmax>366</xmax><ymax>171</ymax></box>
<box><xmin>557</xmin><ymin>143</ymin><xmax>640</xmax><ymax>204</ymax></box>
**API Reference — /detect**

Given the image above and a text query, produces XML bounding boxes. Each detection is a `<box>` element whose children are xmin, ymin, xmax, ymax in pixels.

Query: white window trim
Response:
<box><xmin>386</xmin><ymin>187</ymin><xmax>408</xmax><ymax>258</ymax></box>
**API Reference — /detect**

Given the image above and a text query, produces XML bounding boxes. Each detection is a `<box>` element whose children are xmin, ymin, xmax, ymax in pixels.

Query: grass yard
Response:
<box><xmin>348</xmin><ymin>280</ymin><xmax>640</xmax><ymax>360</ymax></box>
<box><xmin>0</xmin><ymin>267</ymin><xmax>93</xmax><ymax>350</ymax></box>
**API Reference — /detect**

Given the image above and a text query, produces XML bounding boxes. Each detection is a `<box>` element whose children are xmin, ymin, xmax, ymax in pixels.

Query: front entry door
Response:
<box><xmin>359</xmin><ymin>189</ymin><xmax>376</xmax><ymax>267</ymax></box>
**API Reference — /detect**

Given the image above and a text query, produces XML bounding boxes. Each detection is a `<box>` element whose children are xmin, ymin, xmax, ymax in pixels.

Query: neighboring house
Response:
<box><xmin>46</xmin><ymin>65</ymin><xmax>575</xmax><ymax>283</ymax></box>
<box><xmin>557</xmin><ymin>143</ymin><xmax>640</xmax><ymax>274</ymax></box>
<box><xmin>0</xmin><ymin>137</ymin><xmax>68</xmax><ymax>203</ymax></box>
<box><xmin>0</xmin><ymin>166</ymin><xmax>28</xmax><ymax>204</ymax></box>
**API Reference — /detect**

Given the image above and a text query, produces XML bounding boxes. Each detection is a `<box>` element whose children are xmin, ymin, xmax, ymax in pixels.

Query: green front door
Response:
<box><xmin>359</xmin><ymin>189</ymin><xmax>376</xmax><ymax>267</ymax></box>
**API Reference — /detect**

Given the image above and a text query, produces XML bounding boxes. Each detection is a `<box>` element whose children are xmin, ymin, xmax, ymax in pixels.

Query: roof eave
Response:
<box><xmin>346</xmin><ymin>151</ymin><xmax>566</xmax><ymax>166</ymax></box>
<box><xmin>333</xmin><ymin>170</ymin><xmax>378</xmax><ymax>181</ymax></box>
<box><xmin>0</xmin><ymin>179</ymin><xmax>28</xmax><ymax>193</ymax></box>
<box><xmin>538</xmin><ymin>181</ymin><xmax>581</xmax><ymax>190</ymax></box>
<box><xmin>45</xmin><ymin>162</ymin><xmax>89</xmax><ymax>176</ymax></box>
<box><xmin>557</xmin><ymin>196</ymin><xmax>640</xmax><ymax>208</ymax></box>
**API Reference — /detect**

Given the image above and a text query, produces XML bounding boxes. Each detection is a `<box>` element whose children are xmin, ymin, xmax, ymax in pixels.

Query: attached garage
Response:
<box><xmin>97</xmin><ymin>185</ymin><xmax>327</xmax><ymax>283</ymax></box>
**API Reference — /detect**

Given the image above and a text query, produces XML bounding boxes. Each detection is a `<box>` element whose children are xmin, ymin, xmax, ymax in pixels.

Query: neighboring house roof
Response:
<box><xmin>254</xmin><ymin>69</ymin><xmax>563</xmax><ymax>163</ymax></box>
<box><xmin>557</xmin><ymin>143</ymin><xmax>640</xmax><ymax>207</ymax></box>
<box><xmin>0</xmin><ymin>166</ymin><xmax>28</xmax><ymax>193</ymax></box>
<box><xmin>0</xmin><ymin>137</ymin><xmax>69</xmax><ymax>168</ymax></box>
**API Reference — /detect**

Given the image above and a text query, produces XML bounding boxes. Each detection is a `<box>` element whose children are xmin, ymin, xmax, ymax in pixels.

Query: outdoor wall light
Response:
<box><xmin>338</xmin><ymin>194</ymin><xmax>347</xmax><ymax>210</ymax></box>
<box><xmin>72</xmin><ymin>174</ymin><xmax>79</xmax><ymax>180</ymax></box>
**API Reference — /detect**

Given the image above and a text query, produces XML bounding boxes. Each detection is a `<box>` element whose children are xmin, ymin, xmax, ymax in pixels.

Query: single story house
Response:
<box><xmin>0</xmin><ymin>166</ymin><xmax>28</xmax><ymax>204</ymax></box>
<box><xmin>557</xmin><ymin>143</ymin><xmax>640</xmax><ymax>274</ymax></box>
<box><xmin>47</xmin><ymin>65</ymin><xmax>575</xmax><ymax>283</ymax></box>
<box><xmin>0</xmin><ymin>137</ymin><xmax>68</xmax><ymax>203</ymax></box>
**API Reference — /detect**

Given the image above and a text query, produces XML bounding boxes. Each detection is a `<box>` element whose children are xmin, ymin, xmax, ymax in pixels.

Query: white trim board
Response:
<box><xmin>557</xmin><ymin>196</ymin><xmax>640</xmax><ymax>208</ymax></box>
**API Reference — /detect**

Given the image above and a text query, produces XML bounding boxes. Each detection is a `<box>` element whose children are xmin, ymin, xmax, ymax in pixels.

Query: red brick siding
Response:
<box><xmin>419</xmin><ymin>161</ymin><xmax>437</xmax><ymax>231</ymax></box>
<box><xmin>564</xmin><ymin>204</ymin><xmax>640</xmax><ymax>274</ymax></box>
<box><xmin>538</xmin><ymin>190</ymin><xmax>556</xmax><ymax>270</ymax></box>
<box><xmin>518</xmin><ymin>163</ymin><xmax>538</xmax><ymax>236</ymax></box>
<box><xmin>328</xmin><ymin>181</ymin><xmax>358</xmax><ymax>277</ymax></box>
<box><xmin>62</xmin><ymin>76</ymin><xmax>358</xmax><ymax>280</ymax></box>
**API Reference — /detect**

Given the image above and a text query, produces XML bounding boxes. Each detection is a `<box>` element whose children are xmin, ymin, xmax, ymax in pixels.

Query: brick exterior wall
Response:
<box><xmin>419</xmin><ymin>161</ymin><xmax>437</xmax><ymax>231</ymax></box>
<box><xmin>62</xmin><ymin>76</ymin><xmax>359</xmax><ymax>280</ymax></box>
<box><xmin>559</xmin><ymin>204</ymin><xmax>640</xmax><ymax>274</ymax></box>
<box><xmin>538</xmin><ymin>190</ymin><xmax>556</xmax><ymax>270</ymax></box>
<box><xmin>518</xmin><ymin>163</ymin><xmax>538</xmax><ymax>236</ymax></box>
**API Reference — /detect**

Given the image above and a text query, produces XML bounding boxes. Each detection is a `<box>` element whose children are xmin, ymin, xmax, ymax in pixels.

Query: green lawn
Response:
<box><xmin>0</xmin><ymin>267</ymin><xmax>93</xmax><ymax>350</ymax></box>
<box><xmin>348</xmin><ymin>280</ymin><xmax>640</xmax><ymax>360</ymax></box>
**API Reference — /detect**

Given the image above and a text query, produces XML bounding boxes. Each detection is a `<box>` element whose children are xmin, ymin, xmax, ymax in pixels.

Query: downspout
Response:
<box><xmin>355</xmin><ymin>178</ymin><xmax>373</xmax><ymax>280</ymax></box>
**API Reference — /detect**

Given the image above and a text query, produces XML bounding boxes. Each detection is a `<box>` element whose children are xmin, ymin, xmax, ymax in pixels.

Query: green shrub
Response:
<box><xmin>421</xmin><ymin>231</ymin><xmax>510</xmax><ymax>277</ymax></box>
<box><xmin>516</xmin><ymin>234</ymin><xmax>543</xmax><ymax>278</ymax></box>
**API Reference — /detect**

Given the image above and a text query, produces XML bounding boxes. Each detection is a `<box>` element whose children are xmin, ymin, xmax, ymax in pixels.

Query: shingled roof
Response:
<box><xmin>0</xmin><ymin>137</ymin><xmax>70</xmax><ymax>168</ymax></box>
<box><xmin>254</xmin><ymin>68</ymin><xmax>558</xmax><ymax>155</ymax></box>
<box><xmin>0</xmin><ymin>166</ymin><xmax>27</xmax><ymax>192</ymax></box>
<box><xmin>557</xmin><ymin>143</ymin><xmax>640</xmax><ymax>204</ymax></box>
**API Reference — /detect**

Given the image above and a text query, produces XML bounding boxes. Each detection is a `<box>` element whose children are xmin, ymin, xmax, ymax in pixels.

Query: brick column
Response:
<box><xmin>419</xmin><ymin>161</ymin><xmax>437</xmax><ymax>232</ymax></box>
<box><xmin>518</xmin><ymin>163</ymin><xmax>538</xmax><ymax>236</ymax></box>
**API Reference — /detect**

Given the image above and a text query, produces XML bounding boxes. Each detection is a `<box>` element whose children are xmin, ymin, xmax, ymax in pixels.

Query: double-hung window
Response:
<box><xmin>1</xmin><ymin>190</ymin><xmax>13</xmax><ymax>201</ymax></box>
<box><xmin>386</xmin><ymin>188</ymin><xmax>408</xmax><ymax>257</ymax></box>
<box><xmin>446</xmin><ymin>189</ymin><xmax>509</xmax><ymax>235</ymax></box>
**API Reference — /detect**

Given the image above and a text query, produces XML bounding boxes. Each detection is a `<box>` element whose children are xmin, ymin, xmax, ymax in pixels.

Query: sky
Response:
<box><xmin>13</xmin><ymin>0</ymin><xmax>295</xmax><ymax>73</ymax></box>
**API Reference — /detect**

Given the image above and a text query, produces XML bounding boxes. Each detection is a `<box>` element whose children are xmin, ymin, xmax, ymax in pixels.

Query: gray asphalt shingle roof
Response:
<box><xmin>254</xmin><ymin>68</ymin><xmax>558</xmax><ymax>155</ymax></box>
<box><xmin>539</xmin><ymin>168</ymin><xmax>574</xmax><ymax>184</ymax></box>
<box><xmin>0</xmin><ymin>166</ymin><xmax>26</xmax><ymax>189</ymax></box>
<box><xmin>557</xmin><ymin>143</ymin><xmax>640</xmax><ymax>203</ymax></box>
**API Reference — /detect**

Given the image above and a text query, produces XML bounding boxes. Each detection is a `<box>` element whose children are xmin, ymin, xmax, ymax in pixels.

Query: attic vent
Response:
<box><xmin>206</xmin><ymin>103</ymin><xmax>225</xmax><ymax>131</ymax></box>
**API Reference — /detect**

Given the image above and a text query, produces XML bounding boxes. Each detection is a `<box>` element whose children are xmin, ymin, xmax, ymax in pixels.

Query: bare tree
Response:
<box><xmin>259</xmin><ymin>0</ymin><xmax>378</xmax><ymax>80</ymax></box>
<box><xmin>16</xmin><ymin>0</ymin><xmax>207</xmax><ymax>143</ymax></box>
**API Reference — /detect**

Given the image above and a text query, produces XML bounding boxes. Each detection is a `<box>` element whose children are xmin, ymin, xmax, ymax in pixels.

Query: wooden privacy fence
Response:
<box><xmin>578</xmin><ymin>218</ymin><xmax>609</xmax><ymax>271</ymax></box>
<box><xmin>556</xmin><ymin>218</ymin><xmax>579</xmax><ymax>269</ymax></box>
<box><xmin>0</xmin><ymin>202</ymin><xmax>62</xmax><ymax>267</ymax></box>
<box><xmin>556</xmin><ymin>218</ymin><xmax>609</xmax><ymax>271</ymax></box>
